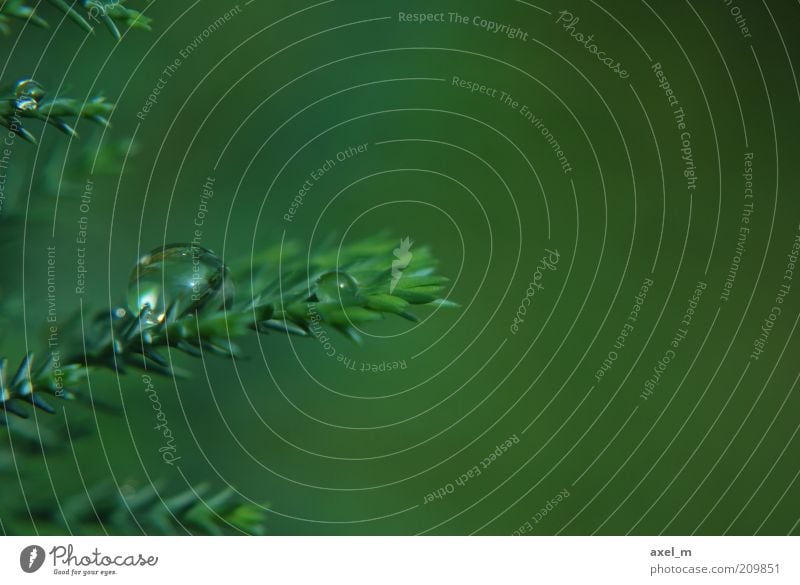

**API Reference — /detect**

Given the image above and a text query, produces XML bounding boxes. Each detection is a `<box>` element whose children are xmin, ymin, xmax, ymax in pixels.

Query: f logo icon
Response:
<box><xmin>19</xmin><ymin>545</ymin><xmax>45</xmax><ymax>573</ymax></box>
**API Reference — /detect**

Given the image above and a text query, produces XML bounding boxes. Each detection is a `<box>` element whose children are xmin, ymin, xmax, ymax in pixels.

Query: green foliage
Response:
<box><xmin>251</xmin><ymin>235</ymin><xmax>452</xmax><ymax>342</ymax></box>
<box><xmin>0</xmin><ymin>1</ymin><xmax>273</xmax><ymax>539</ymax></box>
<box><xmin>1</xmin><ymin>79</ymin><xmax>113</xmax><ymax>144</ymax></box>
<box><xmin>0</xmin><ymin>233</ymin><xmax>452</xmax><ymax>534</ymax></box>
<box><xmin>1</xmin><ymin>0</ymin><xmax>150</xmax><ymax>136</ymax></box>
<box><xmin>0</xmin><ymin>0</ymin><xmax>48</xmax><ymax>33</ymax></box>
<box><xmin>0</xmin><ymin>354</ymin><xmax>86</xmax><ymax>418</ymax></box>
<box><xmin>0</xmin><ymin>6</ymin><xmax>455</xmax><ymax>538</ymax></box>
<box><xmin>0</xmin><ymin>0</ymin><xmax>151</xmax><ymax>39</ymax></box>
<box><xmin>1</xmin><ymin>400</ymin><xmax>267</xmax><ymax>535</ymax></box>
<box><xmin>1</xmin><ymin>235</ymin><xmax>453</xmax><ymax>419</ymax></box>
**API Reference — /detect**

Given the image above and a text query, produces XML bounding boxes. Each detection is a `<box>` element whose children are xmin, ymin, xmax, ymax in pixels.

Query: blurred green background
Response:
<box><xmin>1</xmin><ymin>0</ymin><xmax>799</xmax><ymax>535</ymax></box>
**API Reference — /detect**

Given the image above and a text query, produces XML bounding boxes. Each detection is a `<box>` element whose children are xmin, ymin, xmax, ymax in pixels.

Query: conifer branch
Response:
<box><xmin>1</xmin><ymin>236</ymin><xmax>454</xmax><ymax>419</ymax></box>
<box><xmin>1</xmin><ymin>78</ymin><xmax>113</xmax><ymax>144</ymax></box>
<box><xmin>0</xmin><ymin>0</ymin><xmax>49</xmax><ymax>33</ymax></box>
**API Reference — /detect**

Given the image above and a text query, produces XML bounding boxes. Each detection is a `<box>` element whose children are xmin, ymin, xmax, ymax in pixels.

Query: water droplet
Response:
<box><xmin>15</xmin><ymin>79</ymin><xmax>44</xmax><ymax>98</ymax></box>
<box><xmin>13</xmin><ymin>79</ymin><xmax>44</xmax><ymax>111</ymax></box>
<box><xmin>315</xmin><ymin>270</ymin><xmax>359</xmax><ymax>303</ymax></box>
<box><xmin>14</xmin><ymin>96</ymin><xmax>38</xmax><ymax>112</ymax></box>
<box><xmin>127</xmin><ymin>244</ymin><xmax>230</xmax><ymax>325</ymax></box>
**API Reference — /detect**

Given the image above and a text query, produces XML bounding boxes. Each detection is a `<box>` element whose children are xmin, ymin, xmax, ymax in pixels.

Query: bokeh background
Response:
<box><xmin>1</xmin><ymin>0</ymin><xmax>799</xmax><ymax>535</ymax></box>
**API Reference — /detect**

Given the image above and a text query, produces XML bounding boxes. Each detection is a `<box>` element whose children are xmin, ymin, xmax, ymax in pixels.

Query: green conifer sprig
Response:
<box><xmin>1</xmin><ymin>236</ymin><xmax>453</xmax><ymax>419</ymax></box>
<box><xmin>0</xmin><ymin>354</ymin><xmax>87</xmax><ymax>419</ymax></box>
<box><xmin>248</xmin><ymin>235</ymin><xmax>454</xmax><ymax>342</ymax></box>
<box><xmin>0</xmin><ymin>0</ymin><xmax>151</xmax><ymax>39</ymax></box>
<box><xmin>1</xmin><ymin>79</ymin><xmax>114</xmax><ymax>144</ymax></box>
<box><xmin>0</xmin><ymin>0</ymin><xmax>49</xmax><ymax>33</ymax></box>
<box><xmin>98</xmin><ymin>236</ymin><xmax>450</xmax><ymax>365</ymax></box>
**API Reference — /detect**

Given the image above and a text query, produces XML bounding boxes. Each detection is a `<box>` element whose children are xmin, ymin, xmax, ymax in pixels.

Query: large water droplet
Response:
<box><xmin>127</xmin><ymin>244</ymin><xmax>229</xmax><ymax>325</ymax></box>
<box><xmin>315</xmin><ymin>270</ymin><xmax>359</xmax><ymax>303</ymax></box>
<box><xmin>13</xmin><ymin>79</ymin><xmax>44</xmax><ymax>111</ymax></box>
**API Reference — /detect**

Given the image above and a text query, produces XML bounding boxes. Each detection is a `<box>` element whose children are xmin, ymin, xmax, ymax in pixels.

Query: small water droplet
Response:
<box><xmin>13</xmin><ymin>79</ymin><xmax>44</xmax><ymax>111</ymax></box>
<box><xmin>14</xmin><ymin>96</ymin><xmax>38</xmax><ymax>111</ymax></box>
<box><xmin>315</xmin><ymin>270</ymin><xmax>359</xmax><ymax>303</ymax></box>
<box><xmin>127</xmin><ymin>244</ymin><xmax>230</xmax><ymax>325</ymax></box>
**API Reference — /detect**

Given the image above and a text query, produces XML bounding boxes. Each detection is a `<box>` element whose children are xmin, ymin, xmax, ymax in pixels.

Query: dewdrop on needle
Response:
<box><xmin>127</xmin><ymin>243</ymin><xmax>230</xmax><ymax>325</ymax></box>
